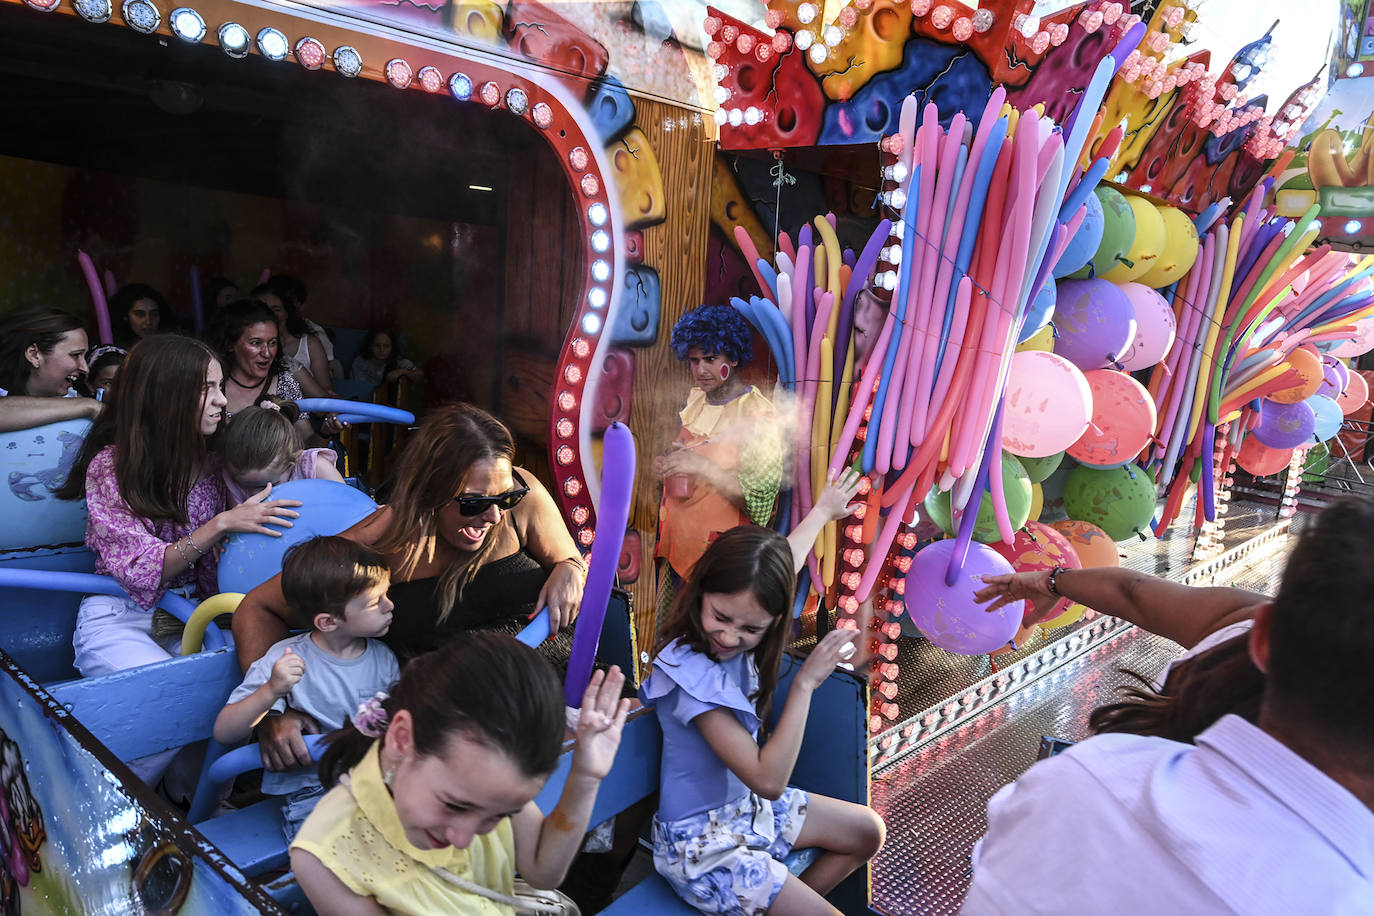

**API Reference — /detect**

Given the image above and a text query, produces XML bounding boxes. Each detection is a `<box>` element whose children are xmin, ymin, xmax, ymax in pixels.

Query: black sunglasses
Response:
<box><xmin>452</xmin><ymin>470</ymin><xmax>530</xmax><ymax>516</ymax></box>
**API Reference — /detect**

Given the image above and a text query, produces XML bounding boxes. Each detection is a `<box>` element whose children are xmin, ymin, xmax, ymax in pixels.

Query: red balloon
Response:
<box><xmin>1068</xmin><ymin>370</ymin><xmax>1158</xmax><ymax>468</ymax></box>
<box><xmin>991</xmin><ymin>521</ymin><xmax>1082</xmax><ymax>620</ymax></box>
<box><xmin>1236</xmin><ymin>435</ymin><xmax>1294</xmax><ymax>477</ymax></box>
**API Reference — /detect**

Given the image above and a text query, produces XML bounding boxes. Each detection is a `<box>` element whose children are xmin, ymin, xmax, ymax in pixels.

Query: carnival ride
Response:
<box><xmin>0</xmin><ymin>0</ymin><xmax>1367</xmax><ymax>912</ymax></box>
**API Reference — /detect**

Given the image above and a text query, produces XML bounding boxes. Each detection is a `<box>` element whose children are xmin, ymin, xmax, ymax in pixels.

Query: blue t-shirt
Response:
<box><xmin>639</xmin><ymin>638</ymin><xmax>762</xmax><ymax>822</ymax></box>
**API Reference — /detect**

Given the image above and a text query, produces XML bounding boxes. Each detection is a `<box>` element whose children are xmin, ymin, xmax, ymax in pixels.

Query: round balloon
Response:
<box><xmin>924</xmin><ymin>453</ymin><xmax>1033</xmax><ymax>543</ymax></box>
<box><xmin>1038</xmin><ymin>456</ymin><xmax>1078</xmax><ymax>524</ymax></box>
<box><xmin>1338</xmin><ymin>371</ymin><xmax>1369</xmax><ymax>414</ymax></box>
<box><xmin>1042</xmin><ymin>602</ymin><xmax>1087</xmax><ymax>630</ymax></box>
<box><xmin>1062</xmin><ymin>463</ymin><xmax>1157</xmax><ymax>542</ymax></box>
<box><xmin>1101</xmin><ymin>195</ymin><xmax>1166</xmax><ymax>284</ymax></box>
<box><xmin>1055</xmin><ymin>189</ymin><xmax>1105</xmax><ymax>279</ymax></box>
<box><xmin>990</xmin><ymin>520</ymin><xmax>1082</xmax><ymax>619</ymax></box>
<box><xmin>1028</xmin><ymin>482</ymin><xmax>1043</xmax><ymax>521</ymax></box>
<box><xmin>1049</xmin><ymin>519</ymin><xmax>1120</xmax><ymax>568</ymax></box>
<box><xmin>218</xmin><ymin>479</ymin><xmax>380</xmax><ymax>594</ymax></box>
<box><xmin>1235</xmin><ymin>436</ymin><xmax>1293</xmax><ymax>476</ymax></box>
<box><xmin>1307</xmin><ymin>395</ymin><xmax>1343</xmax><ymax>442</ymax></box>
<box><xmin>1073</xmin><ymin>185</ymin><xmax>1136</xmax><ymax>281</ymax></box>
<box><xmin>1002</xmin><ymin>351</ymin><xmax>1093</xmax><ymax>458</ymax></box>
<box><xmin>1136</xmin><ymin>205</ymin><xmax>1200</xmax><ymax>288</ymax></box>
<box><xmin>1051</xmin><ymin>278</ymin><xmax>1137</xmax><ymax>370</ymax></box>
<box><xmin>1318</xmin><ymin>356</ymin><xmax>1348</xmax><ymax>400</ymax></box>
<box><xmin>1017</xmin><ymin>324</ymin><xmax>1056</xmax><ymax>353</ymax></box>
<box><xmin>1068</xmin><ymin>370</ymin><xmax>1158</xmax><ymax>468</ymax></box>
<box><xmin>1018</xmin><ymin>451</ymin><xmax>1065</xmax><ymax>484</ymax></box>
<box><xmin>1019</xmin><ymin>278</ymin><xmax>1057</xmax><ymax>342</ymax></box>
<box><xmin>1252</xmin><ymin>398</ymin><xmax>1316</xmax><ymax>450</ymax></box>
<box><xmin>1117</xmin><ymin>282</ymin><xmax>1177</xmax><ymax>371</ymax></box>
<box><xmin>1269</xmin><ymin>347</ymin><xmax>1324</xmax><ymax>404</ymax></box>
<box><xmin>1327</xmin><ymin>312</ymin><xmax>1374</xmax><ymax>359</ymax></box>
<box><xmin>905</xmin><ymin>539</ymin><xmax>1022</xmax><ymax>655</ymax></box>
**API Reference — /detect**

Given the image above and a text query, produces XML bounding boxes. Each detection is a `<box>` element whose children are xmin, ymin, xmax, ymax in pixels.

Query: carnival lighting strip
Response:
<box><xmin>11</xmin><ymin>0</ymin><xmax>625</xmax><ymax>547</ymax></box>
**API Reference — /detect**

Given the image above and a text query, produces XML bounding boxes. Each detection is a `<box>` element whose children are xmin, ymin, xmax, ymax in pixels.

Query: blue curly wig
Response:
<box><xmin>669</xmin><ymin>304</ymin><xmax>754</xmax><ymax>365</ymax></box>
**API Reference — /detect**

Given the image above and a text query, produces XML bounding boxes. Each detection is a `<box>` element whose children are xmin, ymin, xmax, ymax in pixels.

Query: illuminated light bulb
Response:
<box><xmin>930</xmin><ymin>5</ymin><xmax>954</xmax><ymax>29</ymax></box>
<box><xmin>556</xmin><ymin>418</ymin><xmax>575</xmax><ymax>438</ymax></box>
<box><xmin>572</xmin><ymin>338</ymin><xmax>591</xmax><ymax>359</ymax></box>
<box><xmin>883</xmin><ymin>622</ymin><xmax>901</xmax><ymax>639</ymax></box>
<box><xmin>386</xmin><ymin>59</ymin><xmax>414</xmax><ymax>89</ymax></box>
<box><xmin>840</xmin><ymin>596</ymin><xmax>859</xmax><ymax>612</ymax></box>
<box><xmin>1030</xmin><ymin>31</ymin><xmax>1050</xmax><ymax>54</ymax></box>
<box><xmin>295</xmin><ymin>38</ymin><xmax>327</xmax><ymax>70</ymax></box>
<box><xmin>755</xmin><ymin>44</ymin><xmax>773</xmax><ymax>63</ymax></box>
<box><xmin>765</xmin><ymin>8</ymin><xmax>785</xmax><ymax>28</ymax></box>
<box><xmin>772</xmin><ymin>32</ymin><xmax>792</xmax><ymax>52</ymax></box>
<box><xmin>582</xmin><ymin>313</ymin><xmax>602</xmax><ymax>334</ymax></box>
<box><xmin>892</xmin><ymin>579</ymin><xmax>906</xmax><ymax>596</ymax></box>
<box><xmin>728</xmin><ymin>108</ymin><xmax>744</xmax><ymax>127</ymax></box>
<box><xmin>74</xmin><ymin>0</ymin><xmax>113</xmax><ymax>23</ymax></box>
<box><xmin>564</xmin><ymin>364</ymin><xmax>583</xmax><ymax>385</ymax></box>
<box><xmin>852</xmin><ymin>504</ymin><xmax>867</xmax><ymax>520</ymax></box>
<box><xmin>712</xmin><ymin>63</ymin><xmax>728</xmax><ymax>81</ymax></box>
<box><xmin>564</xmin><ymin>477</ymin><xmax>583</xmax><ymax>497</ymax></box>
<box><xmin>587</xmin><ymin>202</ymin><xmax>608</xmax><ymax>227</ymax></box>
<box><xmin>1050</xmin><ymin>23</ymin><xmax>1069</xmax><ymax>45</ymax></box>
<box><xmin>219</xmin><ymin>23</ymin><xmax>251</xmax><ymax>59</ymax></box>
<box><xmin>890</xmin><ymin>220</ymin><xmax>904</xmax><ymax>239</ymax></box>
<box><xmin>869</xmin><ymin>715</ymin><xmax>883</xmax><ymax>732</ymax></box>
<box><xmin>569</xmin><ymin>147</ymin><xmax>589</xmax><ymax>171</ymax></box>
<box><xmin>897</xmin><ymin>555</ymin><xmax>913</xmax><ymax>573</ymax></box>
<box><xmin>744</xmin><ymin>106</ymin><xmax>762</xmax><ymax>125</ymax></box>
<box><xmin>706</xmin><ymin>41</ymin><xmax>724</xmax><ymax>59</ymax></box>
<box><xmin>879</xmin><ymin>681</ymin><xmax>898</xmax><ymax>699</ymax></box>
<box><xmin>591</xmin><ymin>260</ymin><xmax>611</xmax><ymax>283</ymax></box>
<box><xmin>557</xmin><ymin>446</ymin><xmax>576</xmax><ymax>466</ymax></box>
<box><xmin>257</xmin><ymin>27</ymin><xmax>289</xmax><ymax>60</ymax></box>
<box><xmin>587</xmin><ymin>287</ymin><xmax>607</xmax><ymax>309</ymax></box>
<box><xmin>1102</xmin><ymin>2</ymin><xmax>1123</xmax><ymax>23</ymax></box>
<box><xmin>719</xmin><ymin>24</ymin><xmax>739</xmax><ymax>43</ymax></box>
<box><xmin>794</xmin><ymin>29</ymin><xmax>814</xmax><ymax>50</ymax></box>
<box><xmin>558</xmin><ymin>391</ymin><xmax>577</xmax><ymax>412</ymax></box>
<box><xmin>737</xmin><ymin>33</ymin><xmax>755</xmax><ymax>53</ymax></box>
<box><xmin>900</xmin><ymin>532</ymin><xmax>917</xmax><ymax>550</ymax></box>
<box><xmin>478</xmin><ymin>80</ymin><xmax>501</xmax><ymax>105</ymax></box>
<box><xmin>839</xmin><ymin>6</ymin><xmax>859</xmax><ymax>27</ymax></box>
<box><xmin>808</xmin><ymin>42</ymin><xmax>828</xmax><ymax>64</ymax></box>
<box><xmin>591</xmin><ymin>230</ymin><xmax>611</xmax><ymax>253</ymax></box>
<box><xmin>169</xmin><ymin>7</ymin><xmax>206</xmax><ymax>42</ymax></box>
<box><xmin>884</xmin><ymin>188</ymin><xmax>907</xmax><ymax>209</ymax></box>
<box><xmin>911</xmin><ymin>0</ymin><xmax>933</xmax><ymax>15</ymax></box>
<box><xmin>1146</xmin><ymin>31</ymin><xmax>1169</xmax><ymax>53</ymax></box>
<box><xmin>713</xmin><ymin>85</ymin><xmax>730</xmax><ymax>104</ymax></box>
<box><xmin>333</xmin><ymin>46</ymin><xmax>364</xmax><ymax>78</ymax></box>
<box><xmin>878</xmin><ymin>642</ymin><xmax>899</xmax><ymax>660</ymax></box>
<box><xmin>578</xmin><ymin>528</ymin><xmax>595</xmax><ymax>547</ymax></box>
<box><xmin>952</xmin><ymin>17</ymin><xmax>974</xmax><ymax>40</ymax></box>
<box><xmin>418</xmin><ymin>67</ymin><xmax>445</xmax><ymax>94</ymax></box>
<box><xmin>879</xmin><ymin>270</ymin><xmax>898</xmax><ymax>291</ymax></box>
<box><xmin>448</xmin><ymin>72</ymin><xmax>473</xmax><ymax>100</ymax></box>
<box><xmin>798</xmin><ymin>2</ymin><xmax>817</xmax><ymax>24</ymax></box>
<box><xmin>703</xmin><ymin>15</ymin><xmax>721</xmax><ymax>35</ymax></box>
<box><xmin>580</xmin><ymin>173</ymin><xmax>601</xmax><ymax>198</ymax></box>
<box><xmin>845</xmin><ymin>548</ymin><xmax>865</xmax><ymax>568</ymax></box>
<box><xmin>824</xmin><ymin>25</ymin><xmax>843</xmax><ymax>46</ymax></box>
<box><xmin>972</xmin><ymin>7</ymin><xmax>994</xmax><ymax>31</ymax></box>
<box><xmin>1014</xmin><ymin>12</ymin><xmax>1040</xmax><ymax>37</ymax></box>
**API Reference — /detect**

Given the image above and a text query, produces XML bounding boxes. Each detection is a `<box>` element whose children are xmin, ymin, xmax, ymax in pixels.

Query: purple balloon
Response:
<box><xmin>1253</xmin><ymin>398</ymin><xmax>1316</xmax><ymax>450</ymax></box>
<box><xmin>564</xmin><ymin>421</ymin><xmax>636</xmax><ymax>706</ymax></box>
<box><xmin>907</xmin><ymin>539</ymin><xmax>1023</xmax><ymax>655</ymax></box>
<box><xmin>1052</xmin><ymin>278</ymin><xmax>1137</xmax><ymax>371</ymax></box>
<box><xmin>1317</xmin><ymin>357</ymin><xmax>1347</xmax><ymax>400</ymax></box>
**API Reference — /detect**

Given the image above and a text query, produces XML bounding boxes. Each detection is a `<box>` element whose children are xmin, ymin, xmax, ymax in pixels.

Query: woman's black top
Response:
<box><xmin>382</xmin><ymin>548</ymin><xmax>574</xmax><ymax>670</ymax></box>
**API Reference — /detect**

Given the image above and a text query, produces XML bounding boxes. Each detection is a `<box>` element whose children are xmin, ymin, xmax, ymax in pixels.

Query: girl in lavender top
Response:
<box><xmin>219</xmin><ymin>402</ymin><xmax>344</xmax><ymax>506</ymax></box>
<box><xmin>57</xmin><ymin>336</ymin><xmax>301</xmax><ymax>783</ymax></box>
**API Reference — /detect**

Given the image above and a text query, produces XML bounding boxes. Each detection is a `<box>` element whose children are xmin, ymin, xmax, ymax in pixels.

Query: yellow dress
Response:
<box><xmin>291</xmin><ymin>743</ymin><xmax>517</xmax><ymax>915</ymax></box>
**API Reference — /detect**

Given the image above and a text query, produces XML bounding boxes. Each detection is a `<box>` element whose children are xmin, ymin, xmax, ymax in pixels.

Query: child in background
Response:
<box><xmin>351</xmin><ymin>329</ymin><xmax>422</xmax><ymax>389</ymax></box>
<box><xmin>219</xmin><ymin>402</ymin><xmax>345</xmax><ymax>506</ymax></box>
<box><xmin>81</xmin><ymin>346</ymin><xmax>126</xmax><ymax>401</ymax></box>
<box><xmin>215</xmin><ymin>536</ymin><xmax>399</xmax><ymax>840</ymax></box>
<box><xmin>642</xmin><ymin>472</ymin><xmax>884</xmax><ymax>916</ymax></box>
<box><xmin>291</xmin><ymin>633</ymin><xmax>629</xmax><ymax>915</ymax></box>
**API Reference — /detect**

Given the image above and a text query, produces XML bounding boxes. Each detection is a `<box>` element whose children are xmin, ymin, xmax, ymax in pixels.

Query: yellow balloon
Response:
<box><xmin>1028</xmin><ymin>482</ymin><xmax>1044</xmax><ymax>521</ymax></box>
<box><xmin>1101</xmin><ymin>195</ymin><xmax>1166</xmax><ymax>284</ymax></box>
<box><xmin>1017</xmin><ymin>324</ymin><xmax>1055</xmax><ymax>353</ymax></box>
<box><xmin>1043</xmin><ymin>602</ymin><xmax>1087</xmax><ymax>630</ymax></box>
<box><xmin>1137</xmin><ymin>205</ymin><xmax>1200</xmax><ymax>288</ymax></box>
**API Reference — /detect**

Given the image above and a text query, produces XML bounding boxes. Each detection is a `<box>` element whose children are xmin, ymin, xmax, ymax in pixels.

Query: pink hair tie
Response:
<box><xmin>260</xmin><ymin>400</ymin><xmax>282</xmax><ymax>412</ymax></box>
<box><xmin>352</xmin><ymin>692</ymin><xmax>390</xmax><ymax>738</ymax></box>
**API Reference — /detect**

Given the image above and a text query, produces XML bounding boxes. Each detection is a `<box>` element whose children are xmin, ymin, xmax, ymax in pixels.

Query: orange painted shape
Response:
<box><xmin>807</xmin><ymin>0</ymin><xmax>914</xmax><ymax>102</ymax></box>
<box><xmin>608</xmin><ymin>128</ymin><xmax>666</xmax><ymax>230</ymax></box>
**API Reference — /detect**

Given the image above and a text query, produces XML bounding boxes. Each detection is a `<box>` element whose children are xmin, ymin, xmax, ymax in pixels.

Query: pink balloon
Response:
<box><xmin>1328</xmin><ymin>313</ymin><xmax>1374</xmax><ymax>358</ymax></box>
<box><xmin>1002</xmin><ymin>351</ymin><xmax>1093</xmax><ymax>459</ymax></box>
<box><xmin>1069</xmin><ymin>370</ymin><xmax>1158</xmax><ymax>468</ymax></box>
<box><xmin>1338</xmin><ymin>371</ymin><xmax>1370</xmax><ymax>415</ymax></box>
<box><xmin>1117</xmin><ymin>282</ymin><xmax>1177</xmax><ymax>371</ymax></box>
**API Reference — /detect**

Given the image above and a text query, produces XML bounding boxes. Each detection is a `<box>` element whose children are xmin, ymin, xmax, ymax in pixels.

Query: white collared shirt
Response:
<box><xmin>963</xmin><ymin>715</ymin><xmax>1374</xmax><ymax>915</ymax></box>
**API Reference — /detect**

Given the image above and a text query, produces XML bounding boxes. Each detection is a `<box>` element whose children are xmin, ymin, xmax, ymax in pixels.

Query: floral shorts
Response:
<box><xmin>652</xmin><ymin>788</ymin><xmax>808</xmax><ymax>916</ymax></box>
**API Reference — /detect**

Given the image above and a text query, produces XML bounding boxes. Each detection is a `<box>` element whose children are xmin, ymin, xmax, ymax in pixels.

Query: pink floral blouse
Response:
<box><xmin>84</xmin><ymin>446</ymin><xmax>225</xmax><ymax>609</ymax></box>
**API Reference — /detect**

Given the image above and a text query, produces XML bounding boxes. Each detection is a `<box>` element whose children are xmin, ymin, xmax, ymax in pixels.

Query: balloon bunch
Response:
<box><xmin>1146</xmin><ymin>184</ymin><xmax>1374</xmax><ymax>532</ymax></box>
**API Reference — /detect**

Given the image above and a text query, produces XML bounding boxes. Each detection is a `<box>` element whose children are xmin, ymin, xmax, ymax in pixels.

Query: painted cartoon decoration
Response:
<box><xmin>0</xmin><ymin>420</ymin><xmax>90</xmax><ymax>551</ymax></box>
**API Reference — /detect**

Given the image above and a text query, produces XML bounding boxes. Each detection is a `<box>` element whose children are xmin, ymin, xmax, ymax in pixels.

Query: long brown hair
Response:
<box><xmin>374</xmin><ymin>403</ymin><xmax>516</xmax><ymax>620</ymax></box>
<box><xmin>0</xmin><ymin>305</ymin><xmax>84</xmax><ymax>396</ymax></box>
<box><xmin>318</xmin><ymin>632</ymin><xmax>564</xmax><ymax>787</ymax></box>
<box><xmin>1088</xmin><ymin>632</ymin><xmax>1262</xmax><ymax>742</ymax></box>
<box><xmin>57</xmin><ymin>335</ymin><xmax>221</xmax><ymax>522</ymax></box>
<box><xmin>654</xmin><ymin>526</ymin><xmax>796</xmax><ymax>726</ymax></box>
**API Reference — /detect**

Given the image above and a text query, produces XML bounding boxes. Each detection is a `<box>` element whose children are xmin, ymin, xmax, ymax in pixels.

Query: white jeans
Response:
<box><xmin>73</xmin><ymin>593</ymin><xmax>187</xmax><ymax>787</ymax></box>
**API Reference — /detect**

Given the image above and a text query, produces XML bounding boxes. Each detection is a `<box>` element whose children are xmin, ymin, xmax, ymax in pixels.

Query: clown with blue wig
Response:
<box><xmin>653</xmin><ymin>305</ymin><xmax>783</xmax><ymax>608</ymax></box>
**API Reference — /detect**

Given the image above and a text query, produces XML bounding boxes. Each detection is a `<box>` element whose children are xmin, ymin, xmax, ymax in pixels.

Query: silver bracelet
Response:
<box><xmin>174</xmin><ymin>538</ymin><xmax>196</xmax><ymax>567</ymax></box>
<box><xmin>184</xmin><ymin>532</ymin><xmax>206</xmax><ymax>556</ymax></box>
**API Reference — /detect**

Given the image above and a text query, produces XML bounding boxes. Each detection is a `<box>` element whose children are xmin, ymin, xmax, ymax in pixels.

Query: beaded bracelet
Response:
<box><xmin>174</xmin><ymin>537</ymin><xmax>197</xmax><ymax>567</ymax></box>
<box><xmin>184</xmin><ymin>533</ymin><xmax>206</xmax><ymax>557</ymax></box>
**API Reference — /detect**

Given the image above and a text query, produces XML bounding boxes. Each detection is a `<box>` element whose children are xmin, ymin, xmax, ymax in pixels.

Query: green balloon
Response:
<box><xmin>1017</xmin><ymin>452</ymin><xmax>1064</xmax><ymax>484</ymax></box>
<box><xmin>1071</xmin><ymin>185</ymin><xmax>1135</xmax><ymax>280</ymax></box>
<box><xmin>924</xmin><ymin>453</ymin><xmax>1033</xmax><ymax>543</ymax></box>
<box><xmin>1063</xmin><ymin>463</ymin><xmax>1157</xmax><ymax>542</ymax></box>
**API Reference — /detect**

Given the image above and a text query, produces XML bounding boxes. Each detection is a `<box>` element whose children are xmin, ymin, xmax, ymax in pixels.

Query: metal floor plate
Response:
<box><xmin>869</xmin><ymin>510</ymin><xmax>1294</xmax><ymax>916</ymax></box>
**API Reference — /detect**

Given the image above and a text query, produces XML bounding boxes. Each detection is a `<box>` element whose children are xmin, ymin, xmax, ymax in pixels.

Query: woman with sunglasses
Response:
<box><xmin>232</xmin><ymin>403</ymin><xmax>587</xmax><ymax>772</ymax></box>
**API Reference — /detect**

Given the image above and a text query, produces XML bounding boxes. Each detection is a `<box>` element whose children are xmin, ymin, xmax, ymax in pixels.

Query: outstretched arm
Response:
<box><xmin>974</xmin><ymin>566</ymin><xmax>1266</xmax><ymax>648</ymax></box>
<box><xmin>0</xmin><ymin>396</ymin><xmax>99</xmax><ymax>433</ymax></box>
<box><xmin>787</xmin><ymin>468</ymin><xmax>862</xmax><ymax>574</ymax></box>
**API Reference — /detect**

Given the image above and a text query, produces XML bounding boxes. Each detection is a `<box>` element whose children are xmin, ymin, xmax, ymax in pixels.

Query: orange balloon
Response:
<box><xmin>1050</xmin><ymin>519</ymin><xmax>1121</xmax><ymax>569</ymax></box>
<box><xmin>1236</xmin><ymin>435</ymin><xmax>1293</xmax><ymax>476</ymax></box>
<box><xmin>1269</xmin><ymin>347</ymin><xmax>1324</xmax><ymax>404</ymax></box>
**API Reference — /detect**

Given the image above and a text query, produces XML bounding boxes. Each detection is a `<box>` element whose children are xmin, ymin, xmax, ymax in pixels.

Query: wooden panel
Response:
<box><xmin>623</xmin><ymin>101</ymin><xmax>715</xmax><ymax>664</ymax></box>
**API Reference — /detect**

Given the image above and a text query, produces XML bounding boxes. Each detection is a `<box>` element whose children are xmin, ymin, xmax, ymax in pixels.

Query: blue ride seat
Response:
<box><xmin>603</xmin><ymin>848</ymin><xmax>821</xmax><ymax>914</ymax></box>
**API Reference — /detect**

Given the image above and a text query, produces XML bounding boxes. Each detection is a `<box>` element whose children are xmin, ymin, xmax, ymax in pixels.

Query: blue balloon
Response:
<box><xmin>1308</xmin><ymin>395</ymin><xmax>1343</xmax><ymax>442</ymax></box>
<box><xmin>1018</xmin><ymin>278</ymin><xmax>1057</xmax><ymax>342</ymax></box>
<box><xmin>1053</xmin><ymin>190</ymin><xmax>1105</xmax><ymax>279</ymax></box>
<box><xmin>217</xmin><ymin>479</ymin><xmax>379</xmax><ymax>594</ymax></box>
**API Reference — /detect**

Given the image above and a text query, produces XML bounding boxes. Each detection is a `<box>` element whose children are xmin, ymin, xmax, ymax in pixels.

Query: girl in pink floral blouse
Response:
<box><xmin>57</xmin><ymin>336</ymin><xmax>301</xmax><ymax>784</ymax></box>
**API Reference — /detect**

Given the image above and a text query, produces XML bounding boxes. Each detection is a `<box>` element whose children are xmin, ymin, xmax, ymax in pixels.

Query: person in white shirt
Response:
<box><xmin>964</xmin><ymin>498</ymin><xmax>1374</xmax><ymax>915</ymax></box>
